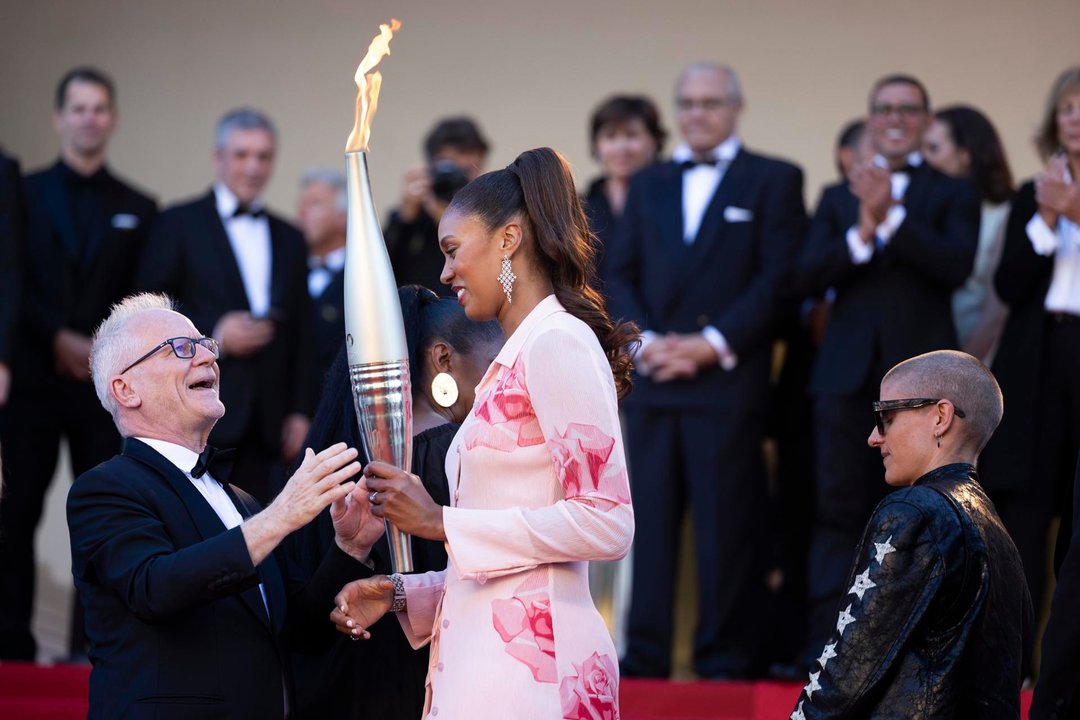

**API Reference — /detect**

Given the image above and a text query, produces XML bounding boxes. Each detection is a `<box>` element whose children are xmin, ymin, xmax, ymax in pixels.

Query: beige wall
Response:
<box><xmin>3</xmin><ymin>0</ymin><xmax>1079</xmax><ymax>221</ymax></box>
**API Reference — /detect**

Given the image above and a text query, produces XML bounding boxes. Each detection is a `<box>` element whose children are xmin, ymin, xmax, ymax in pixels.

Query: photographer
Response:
<box><xmin>385</xmin><ymin>117</ymin><xmax>490</xmax><ymax>294</ymax></box>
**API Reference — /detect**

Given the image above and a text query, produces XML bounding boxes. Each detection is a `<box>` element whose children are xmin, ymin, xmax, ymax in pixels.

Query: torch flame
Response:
<box><xmin>346</xmin><ymin>18</ymin><xmax>402</xmax><ymax>152</ymax></box>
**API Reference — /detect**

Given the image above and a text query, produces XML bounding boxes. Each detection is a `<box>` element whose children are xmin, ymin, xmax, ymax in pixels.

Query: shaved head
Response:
<box><xmin>882</xmin><ymin>350</ymin><xmax>1003</xmax><ymax>453</ymax></box>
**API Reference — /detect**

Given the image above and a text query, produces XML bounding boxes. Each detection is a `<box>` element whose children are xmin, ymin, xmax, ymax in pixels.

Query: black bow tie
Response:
<box><xmin>232</xmin><ymin>205</ymin><xmax>266</xmax><ymax>218</ymax></box>
<box><xmin>679</xmin><ymin>157</ymin><xmax>725</xmax><ymax>171</ymax></box>
<box><xmin>190</xmin><ymin>445</ymin><xmax>236</xmax><ymax>481</ymax></box>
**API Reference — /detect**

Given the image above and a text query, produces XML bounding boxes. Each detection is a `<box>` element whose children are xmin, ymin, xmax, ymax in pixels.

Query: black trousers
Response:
<box><xmin>999</xmin><ymin>318</ymin><xmax>1080</xmax><ymax>625</ymax></box>
<box><xmin>0</xmin><ymin>374</ymin><xmax>119</xmax><ymax>660</ymax></box>
<box><xmin>803</xmin><ymin>384</ymin><xmax>888</xmax><ymax>662</ymax></box>
<box><xmin>621</xmin><ymin>405</ymin><xmax>767</xmax><ymax>678</ymax></box>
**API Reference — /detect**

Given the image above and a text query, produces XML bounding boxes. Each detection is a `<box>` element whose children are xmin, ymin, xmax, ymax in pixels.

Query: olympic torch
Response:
<box><xmin>343</xmin><ymin>19</ymin><xmax>413</xmax><ymax>573</ymax></box>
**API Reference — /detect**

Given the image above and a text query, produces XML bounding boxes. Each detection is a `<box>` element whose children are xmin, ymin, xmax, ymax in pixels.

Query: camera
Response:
<box><xmin>430</xmin><ymin>160</ymin><xmax>470</xmax><ymax>203</ymax></box>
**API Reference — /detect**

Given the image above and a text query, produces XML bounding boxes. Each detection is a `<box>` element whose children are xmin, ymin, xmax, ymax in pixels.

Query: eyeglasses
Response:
<box><xmin>872</xmin><ymin>398</ymin><xmax>965</xmax><ymax>437</ymax></box>
<box><xmin>675</xmin><ymin>97</ymin><xmax>735</xmax><ymax>112</ymax></box>
<box><xmin>870</xmin><ymin>103</ymin><xmax>926</xmax><ymax>119</ymax></box>
<box><xmin>121</xmin><ymin>336</ymin><xmax>220</xmax><ymax>374</ymax></box>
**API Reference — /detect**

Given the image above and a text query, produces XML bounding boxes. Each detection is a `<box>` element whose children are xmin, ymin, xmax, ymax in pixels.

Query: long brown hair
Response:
<box><xmin>447</xmin><ymin>147</ymin><xmax>638</xmax><ymax>399</ymax></box>
<box><xmin>1036</xmin><ymin>66</ymin><xmax>1080</xmax><ymax>161</ymax></box>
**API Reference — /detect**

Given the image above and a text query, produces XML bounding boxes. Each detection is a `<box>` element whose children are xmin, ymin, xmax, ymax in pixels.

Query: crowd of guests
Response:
<box><xmin>1</xmin><ymin>59</ymin><xmax>1080</xmax><ymax>717</ymax></box>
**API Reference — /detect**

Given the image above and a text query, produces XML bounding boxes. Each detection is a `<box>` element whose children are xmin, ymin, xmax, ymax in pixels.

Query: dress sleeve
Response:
<box><xmin>795</xmin><ymin>499</ymin><xmax>945</xmax><ymax>719</ymax></box>
<box><xmin>442</xmin><ymin>326</ymin><xmax>634</xmax><ymax>581</ymax></box>
<box><xmin>397</xmin><ymin>569</ymin><xmax>447</xmax><ymax>649</ymax></box>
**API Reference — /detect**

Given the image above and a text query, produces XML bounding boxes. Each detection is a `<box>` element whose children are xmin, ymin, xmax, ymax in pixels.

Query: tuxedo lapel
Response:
<box><xmin>199</xmin><ymin>192</ymin><xmax>251</xmax><ymax>311</ymax></box>
<box><xmin>42</xmin><ymin>165</ymin><xmax>78</xmax><ymax>259</ymax></box>
<box><xmin>687</xmin><ymin>150</ymin><xmax>749</xmax><ymax>262</ymax></box>
<box><xmin>900</xmin><ymin>163</ymin><xmax>932</xmax><ymax>216</ymax></box>
<box><xmin>652</xmin><ymin>164</ymin><xmax>691</xmax><ymax>312</ymax></box>
<box><xmin>267</xmin><ymin>217</ymin><xmax>286</xmax><ymax>312</ymax></box>
<box><xmin>221</xmin><ymin>483</ymin><xmax>277</xmax><ymax>631</ymax></box>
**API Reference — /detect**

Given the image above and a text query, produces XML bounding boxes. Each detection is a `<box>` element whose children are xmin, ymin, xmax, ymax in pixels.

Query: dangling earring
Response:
<box><xmin>431</xmin><ymin>372</ymin><xmax>459</xmax><ymax>408</ymax></box>
<box><xmin>498</xmin><ymin>255</ymin><xmax>517</xmax><ymax>304</ymax></box>
<box><xmin>936</xmin><ymin>434</ymin><xmax>941</xmax><ymax>448</ymax></box>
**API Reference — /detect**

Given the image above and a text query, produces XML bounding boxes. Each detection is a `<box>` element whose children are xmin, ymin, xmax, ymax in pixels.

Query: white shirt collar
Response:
<box><xmin>671</xmin><ymin>135</ymin><xmax>742</xmax><ymax>164</ymax></box>
<box><xmin>214</xmin><ymin>182</ymin><xmax>264</xmax><ymax>219</ymax></box>
<box><xmin>136</xmin><ymin>437</ymin><xmax>201</xmax><ymax>477</ymax></box>
<box><xmin>310</xmin><ymin>245</ymin><xmax>347</xmax><ymax>272</ymax></box>
<box><xmin>872</xmin><ymin>151</ymin><xmax>923</xmax><ymax>171</ymax></box>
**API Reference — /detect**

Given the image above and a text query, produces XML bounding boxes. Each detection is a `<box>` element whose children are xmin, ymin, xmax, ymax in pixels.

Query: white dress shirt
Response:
<box><xmin>672</xmin><ymin>135</ymin><xmax>742</xmax><ymax>243</ymax></box>
<box><xmin>214</xmin><ymin>183</ymin><xmax>272</xmax><ymax>317</ymax></box>
<box><xmin>1026</xmin><ymin>173</ymin><xmax>1080</xmax><ymax>315</ymax></box>
<box><xmin>136</xmin><ymin>437</ymin><xmax>269</xmax><ymax>615</ymax></box>
<box><xmin>846</xmin><ymin>152</ymin><xmax>922</xmax><ymax>264</ymax></box>
<box><xmin>308</xmin><ymin>245</ymin><xmax>346</xmax><ymax>299</ymax></box>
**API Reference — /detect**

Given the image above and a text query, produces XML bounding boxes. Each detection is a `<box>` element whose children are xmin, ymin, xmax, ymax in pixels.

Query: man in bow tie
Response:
<box><xmin>608</xmin><ymin>61</ymin><xmax>806</xmax><ymax>679</ymax></box>
<box><xmin>0</xmin><ymin>66</ymin><xmax>158</xmax><ymax>661</ymax></box>
<box><xmin>137</xmin><ymin>108</ymin><xmax>315</xmax><ymax>505</ymax></box>
<box><xmin>67</xmin><ymin>292</ymin><xmax>383</xmax><ymax>720</ymax></box>
<box><xmin>793</xmin><ymin>74</ymin><xmax>980</xmax><ymax>672</ymax></box>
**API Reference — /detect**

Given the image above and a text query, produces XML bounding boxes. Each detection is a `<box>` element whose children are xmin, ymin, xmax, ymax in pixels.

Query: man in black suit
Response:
<box><xmin>137</xmin><ymin>108</ymin><xmax>314</xmax><ymax>504</ymax></box>
<box><xmin>0</xmin><ymin>67</ymin><xmax>156</xmax><ymax>660</ymax></box>
<box><xmin>609</xmin><ymin>62</ymin><xmax>806</xmax><ymax>679</ymax></box>
<box><xmin>296</xmin><ymin>169</ymin><xmax>347</xmax><ymax>385</ymax></box>
<box><xmin>67</xmin><ymin>293</ymin><xmax>381</xmax><ymax>719</ymax></box>
<box><xmin>794</xmin><ymin>75</ymin><xmax>979</xmax><ymax>668</ymax></box>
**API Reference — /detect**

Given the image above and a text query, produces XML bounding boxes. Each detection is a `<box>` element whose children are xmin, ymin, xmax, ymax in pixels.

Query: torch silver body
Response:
<box><xmin>344</xmin><ymin>150</ymin><xmax>414</xmax><ymax>573</ymax></box>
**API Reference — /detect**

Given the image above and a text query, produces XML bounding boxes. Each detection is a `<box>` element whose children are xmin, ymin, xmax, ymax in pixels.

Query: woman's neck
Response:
<box><xmin>412</xmin><ymin>394</ymin><xmax>454</xmax><ymax>435</ymax></box>
<box><xmin>497</xmin><ymin>277</ymin><xmax>555</xmax><ymax>339</ymax></box>
<box><xmin>603</xmin><ymin>177</ymin><xmax>630</xmax><ymax>216</ymax></box>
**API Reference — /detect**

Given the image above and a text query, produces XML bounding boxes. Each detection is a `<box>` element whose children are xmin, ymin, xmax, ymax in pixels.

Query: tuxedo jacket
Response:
<box><xmin>67</xmin><ymin>438</ymin><xmax>368</xmax><ymax>720</ymax></box>
<box><xmin>136</xmin><ymin>191</ymin><xmax>316</xmax><ymax>450</ymax></box>
<box><xmin>311</xmin><ymin>267</ymin><xmax>345</xmax><ymax>386</ymax></box>
<box><xmin>17</xmin><ymin>160</ymin><xmax>156</xmax><ymax>370</ymax></box>
<box><xmin>0</xmin><ymin>152</ymin><xmax>22</xmax><ymax>366</ymax></box>
<box><xmin>606</xmin><ymin>148</ymin><xmax>806</xmax><ymax>410</ymax></box>
<box><xmin>797</xmin><ymin>166</ymin><xmax>980</xmax><ymax>397</ymax></box>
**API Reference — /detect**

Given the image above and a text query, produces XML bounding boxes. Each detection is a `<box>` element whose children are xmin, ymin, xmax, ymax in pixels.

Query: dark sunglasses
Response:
<box><xmin>121</xmin><ymin>336</ymin><xmax>220</xmax><ymax>374</ymax></box>
<box><xmin>872</xmin><ymin>398</ymin><xmax>965</xmax><ymax>437</ymax></box>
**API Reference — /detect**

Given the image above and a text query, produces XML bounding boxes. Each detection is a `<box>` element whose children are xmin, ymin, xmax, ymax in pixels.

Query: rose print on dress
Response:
<box><xmin>560</xmin><ymin>651</ymin><xmax>620</xmax><ymax>720</ymax></box>
<box><xmin>466</xmin><ymin>354</ymin><xmax>543</xmax><ymax>452</ymax></box>
<box><xmin>491</xmin><ymin>572</ymin><xmax>557</xmax><ymax>683</ymax></box>
<box><xmin>548</xmin><ymin>423</ymin><xmax>631</xmax><ymax>503</ymax></box>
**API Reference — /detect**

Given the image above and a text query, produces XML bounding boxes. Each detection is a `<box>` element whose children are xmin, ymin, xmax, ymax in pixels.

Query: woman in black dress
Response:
<box><xmin>285</xmin><ymin>285</ymin><xmax>502</xmax><ymax>719</ymax></box>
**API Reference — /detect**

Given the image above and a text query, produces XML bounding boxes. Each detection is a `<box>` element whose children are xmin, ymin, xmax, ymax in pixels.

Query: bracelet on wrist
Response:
<box><xmin>389</xmin><ymin>573</ymin><xmax>407</xmax><ymax>613</ymax></box>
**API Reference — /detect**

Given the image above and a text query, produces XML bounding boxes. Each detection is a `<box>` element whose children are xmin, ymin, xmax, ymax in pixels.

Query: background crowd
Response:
<box><xmin>2</xmin><ymin>43</ymin><xmax>1080</xmax><ymax>707</ymax></box>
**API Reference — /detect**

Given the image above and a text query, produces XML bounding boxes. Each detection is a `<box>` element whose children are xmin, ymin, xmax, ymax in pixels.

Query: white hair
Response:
<box><xmin>90</xmin><ymin>293</ymin><xmax>177</xmax><ymax>426</ymax></box>
<box><xmin>300</xmin><ymin>168</ymin><xmax>348</xmax><ymax>212</ymax></box>
<box><xmin>677</xmin><ymin>62</ymin><xmax>744</xmax><ymax>103</ymax></box>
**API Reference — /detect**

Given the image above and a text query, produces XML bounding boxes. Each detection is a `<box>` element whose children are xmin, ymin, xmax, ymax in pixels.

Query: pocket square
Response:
<box><xmin>723</xmin><ymin>206</ymin><xmax>753</xmax><ymax>222</ymax></box>
<box><xmin>111</xmin><ymin>213</ymin><xmax>139</xmax><ymax>230</ymax></box>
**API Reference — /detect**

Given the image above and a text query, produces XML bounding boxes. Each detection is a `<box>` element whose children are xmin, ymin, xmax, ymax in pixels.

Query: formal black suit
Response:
<box><xmin>0</xmin><ymin>159</ymin><xmax>156</xmax><ymax>660</ymax></box>
<box><xmin>136</xmin><ymin>191</ymin><xmax>315</xmax><ymax>503</ymax></box>
<box><xmin>608</xmin><ymin>146</ymin><xmax>806</xmax><ymax>677</ymax></box>
<box><xmin>67</xmin><ymin>437</ymin><xmax>369</xmax><ymax>720</ymax></box>
<box><xmin>981</xmin><ymin>180</ymin><xmax>1080</xmax><ymax>626</ymax></box>
<box><xmin>795</xmin><ymin>163</ymin><xmax>979</xmax><ymax>661</ymax></box>
<box><xmin>0</xmin><ymin>151</ymin><xmax>22</xmax><ymax>373</ymax></box>
<box><xmin>310</xmin><ymin>266</ymin><xmax>345</xmax><ymax>386</ymax></box>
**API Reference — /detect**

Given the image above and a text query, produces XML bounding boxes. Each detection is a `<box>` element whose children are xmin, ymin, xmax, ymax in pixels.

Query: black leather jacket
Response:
<box><xmin>792</xmin><ymin>464</ymin><xmax>1032</xmax><ymax>719</ymax></box>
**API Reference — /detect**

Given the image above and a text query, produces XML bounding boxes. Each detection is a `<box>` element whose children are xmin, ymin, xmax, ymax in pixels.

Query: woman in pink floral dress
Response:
<box><xmin>331</xmin><ymin>147</ymin><xmax>638</xmax><ymax>719</ymax></box>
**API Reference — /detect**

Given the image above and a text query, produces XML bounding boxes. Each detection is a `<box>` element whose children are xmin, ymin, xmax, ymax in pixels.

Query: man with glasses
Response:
<box><xmin>0</xmin><ymin>67</ymin><xmax>157</xmax><ymax>661</ymax></box>
<box><xmin>67</xmin><ymin>293</ymin><xmax>383</xmax><ymax>720</ymax></box>
<box><xmin>793</xmin><ymin>74</ymin><xmax>980</xmax><ymax>673</ymax></box>
<box><xmin>608</xmin><ymin>61</ymin><xmax>806</xmax><ymax>679</ymax></box>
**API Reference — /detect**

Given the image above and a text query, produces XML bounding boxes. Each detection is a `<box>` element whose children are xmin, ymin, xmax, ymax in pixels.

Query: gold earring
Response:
<box><xmin>431</xmin><ymin>372</ymin><xmax>459</xmax><ymax>408</ymax></box>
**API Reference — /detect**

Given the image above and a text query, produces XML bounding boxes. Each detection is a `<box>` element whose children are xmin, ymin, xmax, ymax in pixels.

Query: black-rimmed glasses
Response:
<box><xmin>872</xmin><ymin>398</ymin><xmax>965</xmax><ymax>437</ymax></box>
<box><xmin>121</xmin><ymin>337</ymin><xmax>220</xmax><ymax>374</ymax></box>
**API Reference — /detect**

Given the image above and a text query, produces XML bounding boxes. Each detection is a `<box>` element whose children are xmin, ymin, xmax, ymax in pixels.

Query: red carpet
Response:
<box><xmin>0</xmin><ymin>663</ymin><xmax>1033</xmax><ymax>719</ymax></box>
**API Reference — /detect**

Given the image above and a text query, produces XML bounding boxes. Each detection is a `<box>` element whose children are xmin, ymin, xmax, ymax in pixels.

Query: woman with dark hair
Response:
<box><xmin>583</xmin><ymin>95</ymin><xmax>666</xmax><ymax>281</ymax></box>
<box><xmin>980</xmin><ymin>66</ymin><xmax>1080</xmax><ymax>643</ymax></box>
<box><xmin>285</xmin><ymin>285</ymin><xmax>502</xmax><ymax>720</ymax></box>
<box><xmin>331</xmin><ymin>148</ymin><xmax>637</xmax><ymax>718</ymax></box>
<box><xmin>922</xmin><ymin>105</ymin><xmax>1014</xmax><ymax>363</ymax></box>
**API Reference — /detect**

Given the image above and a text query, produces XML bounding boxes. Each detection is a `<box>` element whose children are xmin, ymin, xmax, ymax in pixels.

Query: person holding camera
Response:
<box><xmin>385</xmin><ymin>117</ymin><xmax>490</xmax><ymax>295</ymax></box>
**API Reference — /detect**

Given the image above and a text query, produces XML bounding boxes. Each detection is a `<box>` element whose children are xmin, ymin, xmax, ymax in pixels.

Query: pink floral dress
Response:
<box><xmin>396</xmin><ymin>295</ymin><xmax>634</xmax><ymax>719</ymax></box>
